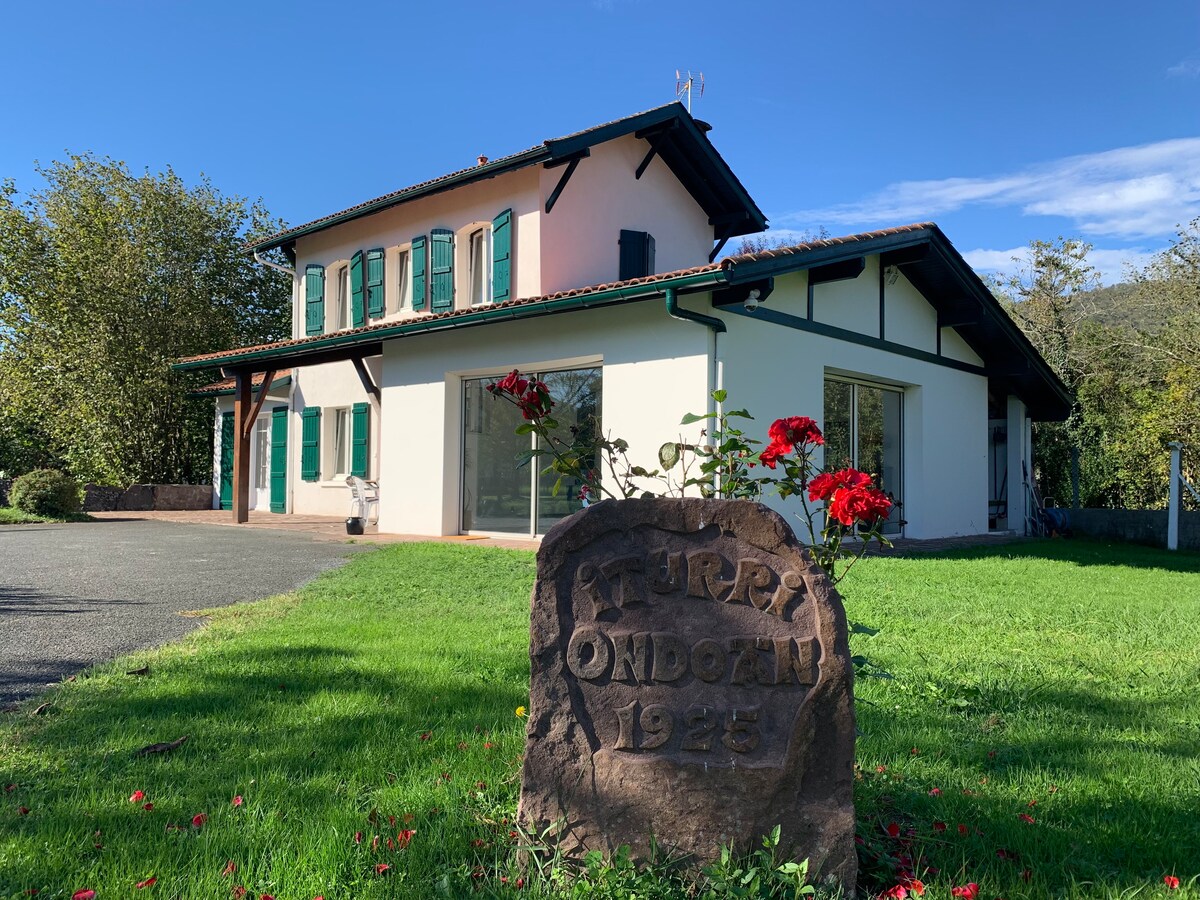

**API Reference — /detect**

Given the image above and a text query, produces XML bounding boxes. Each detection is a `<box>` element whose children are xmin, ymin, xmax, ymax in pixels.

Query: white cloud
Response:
<box><xmin>963</xmin><ymin>245</ymin><xmax>1158</xmax><ymax>286</ymax></box>
<box><xmin>1168</xmin><ymin>58</ymin><xmax>1200</xmax><ymax>77</ymax></box>
<box><xmin>783</xmin><ymin>137</ymin><xmax>1200</xmax><ymax>240</ymax></box>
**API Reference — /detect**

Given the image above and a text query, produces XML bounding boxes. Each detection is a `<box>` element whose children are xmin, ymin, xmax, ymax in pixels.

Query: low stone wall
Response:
<box><xmin>83</xmin><ymin>484</ymin><xmax>212</xmax><ymax>512</ymax></box>
<box><xmin>1068</xmin><ymin>508</ymin><xmax>1200</xmax><ymax>551</ymax></box>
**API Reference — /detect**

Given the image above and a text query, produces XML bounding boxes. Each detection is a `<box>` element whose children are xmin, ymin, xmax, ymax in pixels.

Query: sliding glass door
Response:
<box><xmin>462</xmin><ymin>367</ymin><xmax>601</xmax><ymax>536</ymax></box>
<box><xmin>823</xmin><ymin>378</ymin><xmax>903</xmax><ymax>535</ymax></box>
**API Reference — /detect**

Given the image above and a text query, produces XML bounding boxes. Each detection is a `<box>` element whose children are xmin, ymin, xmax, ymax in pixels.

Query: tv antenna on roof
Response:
<box><xmin>675</xmin><ymin>70</ymin><xmax>704</xmax><ymax>113</ymax></box>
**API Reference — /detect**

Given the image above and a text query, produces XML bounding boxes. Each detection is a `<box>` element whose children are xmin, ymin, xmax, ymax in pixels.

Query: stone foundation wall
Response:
<box><xmin>83</xmin><ymin>484</ymin><xmax>211</xmax><ymax>512</ymax></box>
<box><xmin>1069</xmin><ymin>508</ymin><xmax>1200</xmax><ymax>551</ymax></box>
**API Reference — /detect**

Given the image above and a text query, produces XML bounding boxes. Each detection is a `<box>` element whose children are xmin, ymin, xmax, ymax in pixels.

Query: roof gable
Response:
<box><xmin>249</xmin><ymin>104</ymin><xmax>766</xmax><ymax>253</ymax></box>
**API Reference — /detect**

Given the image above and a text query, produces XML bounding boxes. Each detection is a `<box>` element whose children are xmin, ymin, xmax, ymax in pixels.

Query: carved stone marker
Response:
<box><xmin>517</xmin><ymin>498</ymin><xmax>857</xmax><ymax>888</ymax></box>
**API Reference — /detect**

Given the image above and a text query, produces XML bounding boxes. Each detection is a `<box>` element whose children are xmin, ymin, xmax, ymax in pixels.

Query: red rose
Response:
<box><xmin>769</xmin><ymin>416</ymin><xmax>824</xmax><ymax>448</ymax></box>
<box><xmin>828</xmin><ymin>485</ymin><xmax>892</xmax><ymax>526</ymax></box>
<box><xmin>758</xmin><ymin>441</ymin><xmax>787</xmax><ymax>469</ymax></box>
<box><xmin>493</xmin><ymin>370</ymin><xmax>528</xmax><ymax>395</ymax></box>
<box><xmin>950</xmin><ymin>885</ymin><xmax>978</xmax><ymax>900</ymax></box>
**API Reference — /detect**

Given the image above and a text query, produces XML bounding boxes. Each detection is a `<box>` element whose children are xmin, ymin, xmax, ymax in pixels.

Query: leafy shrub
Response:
<box><xmin>9</xmin><ymin>468</ymin><xmax>81</xmax><ymax>517</ymax></box>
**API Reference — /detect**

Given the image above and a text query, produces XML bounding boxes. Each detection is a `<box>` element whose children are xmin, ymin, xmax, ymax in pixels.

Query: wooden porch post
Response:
<box><xmin>232</xmin><ymin>370</ymin><xmax>252</xmax><ymax>523</ymax></box>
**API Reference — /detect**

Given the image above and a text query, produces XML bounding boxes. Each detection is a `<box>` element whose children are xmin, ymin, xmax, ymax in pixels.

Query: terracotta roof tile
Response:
<box><xmin>191</xmin><ymin>369</ymin><xmax>292</xmax><ymax>394</ymax></box>
<box><xmin>721</xmin><ymin>223</ymin><xmax>936</xmax><ymax>266</ymax></box>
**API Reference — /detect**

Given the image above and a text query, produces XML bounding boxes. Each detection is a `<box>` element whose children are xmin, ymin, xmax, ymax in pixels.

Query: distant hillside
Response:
<box><xmin>1076</xmin><ymin>282</ymin><xmax>1165</xmax><ymax>332</ymax></box>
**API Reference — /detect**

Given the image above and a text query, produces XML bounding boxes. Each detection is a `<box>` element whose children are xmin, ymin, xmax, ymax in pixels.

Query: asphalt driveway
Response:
<box><xmin>0</xmin><ymin>520</ymin><xmax>368</xmax><ymax>704</ymax></box>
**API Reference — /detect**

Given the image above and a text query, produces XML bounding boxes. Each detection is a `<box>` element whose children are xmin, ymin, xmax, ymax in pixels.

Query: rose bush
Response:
<box><xmin>486</xmin><ymin>371</ymin><xmax>896</xmax><ymax>583</ymax></box>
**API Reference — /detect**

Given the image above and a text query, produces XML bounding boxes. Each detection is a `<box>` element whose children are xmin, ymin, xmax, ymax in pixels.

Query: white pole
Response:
<box><xmin>1168</xmin><ymin>441</ymin><xmax>1182</xmax><ymax>551</ymax></box>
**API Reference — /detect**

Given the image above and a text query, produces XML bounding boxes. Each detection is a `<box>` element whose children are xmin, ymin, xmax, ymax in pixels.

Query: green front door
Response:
<box><xmin>219</xmin><ymin>411</ymin><xmax>235</xmax><ymax>510</ymax></box>
<box><xmin>269</xmin><ymin>406</ymin><xmax>288</xmax><ymax>513</ymax></box>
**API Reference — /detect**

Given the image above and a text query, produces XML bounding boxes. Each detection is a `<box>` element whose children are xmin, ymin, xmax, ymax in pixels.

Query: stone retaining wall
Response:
<box><xmin>1068</xmin><ymin>507</ymin><xmax>1200</xmax><ymax>551</ymax></box>
<box><xmin>83</xmin><ymin>484</ymin><xmax>211</xmax><ymax>512</ymax></box>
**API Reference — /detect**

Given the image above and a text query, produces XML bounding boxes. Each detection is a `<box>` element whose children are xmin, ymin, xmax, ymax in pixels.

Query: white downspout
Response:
<box><xmin>253</xmin><ymin>249</ymin><xmax>296</xmax><ymax>277</ymax></box>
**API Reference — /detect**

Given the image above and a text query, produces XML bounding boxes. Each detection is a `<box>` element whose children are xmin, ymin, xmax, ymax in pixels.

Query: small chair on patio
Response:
<box><xmin>345</xmin><ymin>476</ymin><xmax>380</xmax><ymax>525</ymax></box>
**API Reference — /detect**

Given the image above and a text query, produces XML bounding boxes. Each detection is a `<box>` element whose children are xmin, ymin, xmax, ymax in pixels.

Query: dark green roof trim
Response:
<box><xmin>173</xmin><ymin>270</ymin><xmax>728</xmax><ymax>373</ymax></box>
<box><xmin>249</xmin><ymin>103</ymin><xmax>765</xmax><ymax>253</ymax></box>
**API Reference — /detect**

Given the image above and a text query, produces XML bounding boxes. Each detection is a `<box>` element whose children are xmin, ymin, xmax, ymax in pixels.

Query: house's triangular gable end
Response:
<box><xmin>721</xmin><ymin>224</ymin><xmax>1073</xmax><ymax>420</ymax></box>
<box><xmin>249</xmin><ymin>104</ymin><xmax>766</xmax><ymax>253</ymax></box>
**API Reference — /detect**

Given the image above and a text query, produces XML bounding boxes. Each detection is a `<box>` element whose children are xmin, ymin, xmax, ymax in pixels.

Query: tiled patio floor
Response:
<box><xmin>89</xmin><ymin>510</ymin><xmax>1022</xmax><ymax>556</ymax></box>
<box><xmin>87</xmin><ymin>510</ymin><xmax>540</xmax><ymax>551</ymax></box>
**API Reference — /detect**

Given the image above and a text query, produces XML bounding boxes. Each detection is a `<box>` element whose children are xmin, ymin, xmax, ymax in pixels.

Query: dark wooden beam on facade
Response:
<box><xmin>352</xmin><ymin>357</ymin><xmax>381</xmax><ymax>406</ymax></box>
<box><xmin>634</xmin><ymin>125</ymin><xmax>675</xmax><ymax>180</ymax></box>
<box><xmin>543</xmin><ymin>150</ymin><xmax>590</xmax><ymax>214</ymax></box>
<box><xmin>807</xmin><ymin>256</ymin><xmax>866</xmax><ymax>286</ymax></box>
<box><xmin>938</xmin><ymin>308</ymin><xmax>983</xmax><ymax>328</ymax></box>
<box><xmin>879</xmin><ymin>244</ymin><xmax>930</xmax><ymax>268</ymax></box>
<box><xmin>231</xmin><ymin>371</ymin><xmax>252</xmax><ymax>524</ymax></box>
<box><xmin>242</xmin><ymin>369</ymin><xmax>276</xmax><ymax>441</ymax></box>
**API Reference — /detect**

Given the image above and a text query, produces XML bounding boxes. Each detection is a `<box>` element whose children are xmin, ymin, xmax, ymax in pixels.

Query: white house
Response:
<box><xmin>179</xmin><ymin>103</ymin><xmax>1069</xmax><ymax>541</ymax></box>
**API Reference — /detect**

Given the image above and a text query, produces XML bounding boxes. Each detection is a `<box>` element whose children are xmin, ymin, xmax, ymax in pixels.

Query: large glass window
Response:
<box><xmin>822</xmin><ymin>378</ymin><xmax>903</xmax><ymax>535</ymax></box>
<box><xmin>462</xmin><ymin>367</ymin><xmax>601</xmax><ymax>536</ymax></box>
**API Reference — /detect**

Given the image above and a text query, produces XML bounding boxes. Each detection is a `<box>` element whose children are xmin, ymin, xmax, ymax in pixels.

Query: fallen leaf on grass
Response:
<box><xmin>221</xmin><ymin>860</ymin><xmax>236</xmax><ymax>877</ymax></box>
<box><xmin>132</xmin><ymin>735</ymin><xmax>189</xmax><ymax>758</ymax></box>
<box><xmin>135</xmin><ymin>876</ymin><xmax>157</xmax><ymax>888</ymax></box>
<box><xmin>126</xmin><ymin>666</ymin><xmax>150</xmax><ymax>676</ymax></box>
<box><xmin>31</xmin><ymin>703</ymin><xmax>50</xmax><ymax>716</ymax></box>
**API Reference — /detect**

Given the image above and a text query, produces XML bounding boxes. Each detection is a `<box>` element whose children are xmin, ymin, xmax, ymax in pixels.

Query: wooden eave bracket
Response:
<box><xmin>352</xmin><ymin>357</ymin><xmax>381</xmax><ymax>404</ymax></box>
<box><xmin>634</xmin><ymin>122</ymin><xmax>678</xmax><ymax>180</ymax></box>
<box><xmin>544</xmin><ymin>149</ymin><xmax>590</xmax><ymax>214</ymax></box>
<box><xmin>241</xmin><ymin>369</ymin><xmax>276</xmax><ymax>440</ymax></box>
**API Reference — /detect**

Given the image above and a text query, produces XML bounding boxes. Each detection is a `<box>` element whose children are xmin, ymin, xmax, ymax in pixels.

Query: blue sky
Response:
<box><xmin>2</xmin><ymin>0</ymin><xmax>1197</xmax><ymax>285</ymax></box>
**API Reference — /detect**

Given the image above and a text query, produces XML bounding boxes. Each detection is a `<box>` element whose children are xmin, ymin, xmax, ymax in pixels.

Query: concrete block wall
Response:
<box><xmin>1068</xmin><ymin>508</ymin><xmax>1200</xmax><ymax>551</ymax></box>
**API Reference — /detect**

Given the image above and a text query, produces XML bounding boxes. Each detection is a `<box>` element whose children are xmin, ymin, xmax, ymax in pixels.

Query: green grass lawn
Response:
<box><xmin>1</xmin><ymin>539</ymin><xmax>1197</xmax><ymax>898</ymax></box>
<box><xmin>0</xmin><ymin>507</ymin><xmax>93</xmax><ymax>524</ymax></box>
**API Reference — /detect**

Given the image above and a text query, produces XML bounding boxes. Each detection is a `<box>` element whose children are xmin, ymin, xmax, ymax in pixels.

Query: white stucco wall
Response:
<box><xmin>537</xmin><ymin>134</ymin><xmax>714</xmax><ymax>294</ymax></box>
<box><xmin>721</xmin><ymin>265</ymin><xmax>991</xmax><ymax>539</ymax></box>
<box><xmin>375</xmin><ymin>301</ymin><xmax>711</xmax><ymax>536</ymax></box>
<box><xmin>287</xmin><ymin>357</ymin><xmax>383</xmax><ymax>518</ymax></box>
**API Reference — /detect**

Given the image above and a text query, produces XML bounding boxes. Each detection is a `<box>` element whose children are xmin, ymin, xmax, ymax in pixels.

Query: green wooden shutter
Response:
<box><xmin>366</xmin><ymin>248</ymin><xmax>385</xmax><ymax>317</ymax></box>
<box><xmin>350</xmin><ymin>251</ymin><xmax>365</xmax><ymax>328</ymax></box>
<box><xmin>219</xmin><ymin>411</ymin><xmax>235</xmax><ymax>510</ymax></box>
<box><xmin>351</xmin><ymin>402</ymin><xmax>369</xmax><ymax>478</ymax></box>
<box><xmin>305</xmin><ymin>265</ymin><xmax>325</xmax><ymax>335</ymax></box>
<box><xmin>269</xmin><ymin>406</ymin><xmax>288</xmax><ymax>513</ymax></box>
<box><xmin>430</xmin><ymin>228</ymin><xmax>454</xmax><ymax>312</ymax></box>
<box><xmin>492</xmin><ymin>209</ymin><xmax>512</xmax><ymax>303</ymax></box>
<box><xmin>301</xmin><ymin>407</ymin><xmax>321</xmax><ymax>481</ymax></box>
<box><xmin>411</xmin><ymin>235</ymin><xmax>427</xmax><ymax>311</ymax></box>
<box><xmin>618</xmin><ymin>230</ymin><xmax>655</xmax><ymax>280</ymax></box>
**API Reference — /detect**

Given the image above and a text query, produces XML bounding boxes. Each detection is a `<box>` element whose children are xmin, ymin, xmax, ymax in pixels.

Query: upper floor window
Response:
<box><xmin>335</xmin><ymin>264</ymin><xmax>351</xmax><ymax>330</ymax></box>
<box><xmin>468</xmin><ymin>227</ymin><xmax>492</xmax><ymax>306</ymax></box>
<box><xmin>395</xmin><ymin>247</ymin><xmax>411</xmax><ymax>312</ymax></box>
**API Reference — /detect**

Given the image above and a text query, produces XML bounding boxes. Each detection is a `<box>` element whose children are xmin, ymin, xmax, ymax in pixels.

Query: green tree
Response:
<box><xmin>0</xmin><ymin>154</ymin><xmax>290</xmax><ymax>485</ymax></box>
